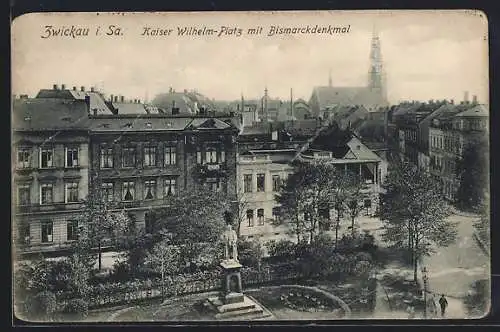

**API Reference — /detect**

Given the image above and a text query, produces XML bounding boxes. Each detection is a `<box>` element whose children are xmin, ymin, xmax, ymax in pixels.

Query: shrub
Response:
<box><xmin>109</xmin><ymin>260</ymin><xmax>131</xmax><ymax>282</ymax></box>
<box><xmin>266</xmin><ymin>239</ymin><xmax>297</xmax><ymax>261</ymax></box>
<box><xmin>24</xmin><ymin>291</ymin><xmax>57</xmax><ymax>321</ymax></box>
<box><xmin>62</xmin><ymin>298</ymin><xmax>89</xmax><ymax>320</ymax></box>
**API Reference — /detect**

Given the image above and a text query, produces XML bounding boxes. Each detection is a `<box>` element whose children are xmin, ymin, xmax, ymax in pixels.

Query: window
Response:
<box><xmin>319</xmin><ymin>205</ymin><xmax>330</xmax><ymax>219</ymax></box>
<box><xmin>206</xmin><ymin>149</ymin><xmax>217</xmax><ymax>164</ymax></box>
<box><xmin>220</xmin><ymin>150</ymin><xmax>226</xmax><ymax>163</ymax></box>
<box><xmin>272</xmin><ymin>207</ymin><xmax>281</xmax><ymax>223</ymax></box>
<box><xmin>17</xmin><ymin>148</ymin><xmax>31</xmax><ymax>169</ymax></box>
<box><xmin>101</xmin><ymin>182</ymin><xmax>114</xmax><ymax>202</ymax></box>
<box><xmin>246</xmin><ymin>209</ymin><xmax>254</xmax><ymax>227</ymax></box>
<box><xmin>144</xmin><ymin>146</ymin><xmax>156</xmax><ymax>167</ymax></box>
<box><xmin>65</xmin><ymin>182</ymin><xmax>79</xmax><ymax>203</ymax></box>
<box><xmin>41</xmin><ymin>220</ymin><xmax>53</xmax><ymax>243</ymax></box>
<box><xmin>100</xmin><ymin>147</ymin><xmax>114</xmax><ymax>168</ymax></box>
<box><xmin>122</xmin><ymin>181</ymin><xmax>135</xmax><ymax>201</ymax></box>
<box><xmin>122</xmin><ymin>147</ymin><xmax>135</xmax><ymax>167</ymax></box>
<box><xmin>144</xmin><ymin>180</ymin><xmax>156</xmax><ymax>200</ymax></box>
<box><xmin>196</xmin><ymin>149</ymin><xmax>203</xmax><ymax>164</ymax></box>
<box><xmin>164</xmin><ymin>146</ymin><xmax>177</xmax><ymax>165</ymax></box>
<box><xmin>164</xmin><ymin>178</ymin><xmax>176</xmax><ymax>197</ymax></box>
<box><xmin>206</xmin><ymin>178</ymin><xmax>220</xmax><ymax>192</ymax></box>
<box><xmin>65</xmin><ymin>147</ymin><xmax>79</xmax><ymax>167</ymax></box>
<box><xmin>40</xmin><ymin>183</ymin><xmax>53</xmax><ymax>205</ymax></box>
<box><xmin>243</xmin><ymin>174</ymin><xmax>252</xmax><ymax>193</ymax></box>
<box><xmin>66</xmin><ymin>220</ymin><xmax>78</xmax><ymax>241</ymax></box>
<box><xmin>21</xmin><ymin>224</ymin><xmax>30</xmax><ymax>245</ymax></box>
<box><xmin>17</xmin><ymin>184</ymin><xmax>30</xmax><ymax>206</ymax></box>
<box><xmin>40</xmin><ymin>148</ymin><xmax>53</xmax><ymax>168</ymax></box>
<box><xmin>257</xmin><ymin>173</ymin><xmax>265</xmax><ymax>192</ymax></box>
<box><xmin>257</xmin><ymin>209</ymin><xmax>265</xmax><ymax>225</ymax></box>
<box><xmin>272</xmin><ymin>175</ymin><xmax>281</xmax><ymax>192</ymax></box>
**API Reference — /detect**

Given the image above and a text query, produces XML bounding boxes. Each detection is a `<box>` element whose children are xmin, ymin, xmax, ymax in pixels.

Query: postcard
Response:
<box><xmin>11</xmin><ymin>10</ymin><xmax>490</xmax><ymax>322</ymax></box>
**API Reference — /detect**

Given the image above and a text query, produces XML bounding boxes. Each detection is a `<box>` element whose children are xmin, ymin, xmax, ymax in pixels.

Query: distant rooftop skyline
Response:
<box><xmin>12</xmin><ymin>11</ymin><xmax>488</xmax><ymax>105</ymax></box>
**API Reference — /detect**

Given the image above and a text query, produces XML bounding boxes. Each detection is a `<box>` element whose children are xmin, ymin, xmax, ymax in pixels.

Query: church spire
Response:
<box><xmin>368</xmin><ymin>26</ymin><xmax>387</xmax><ymax>105</ymax></box>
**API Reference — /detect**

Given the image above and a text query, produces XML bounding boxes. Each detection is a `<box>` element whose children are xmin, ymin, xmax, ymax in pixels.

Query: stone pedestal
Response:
<box><xmin>204</xmin><ymin>259</ymin><xmax>272</xmax><ymax>320</ymax></box>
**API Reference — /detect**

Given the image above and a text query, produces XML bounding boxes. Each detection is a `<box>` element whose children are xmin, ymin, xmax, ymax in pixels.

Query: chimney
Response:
<box><xmin>20</xmin><ymin>94</ymin><xmax>28</xmax><ymax>99</ymax></box>
<box><xmin>81</xmin><ymin>86</ymin><xmax>85</xmax><ymax>92</ymax></box>
<box><xmin>169</xmin><ymin>87</ymin><xmax>173</xmax><ymax>93</ymax></box>
<box><xmin>72</xmin><ymin>86</ymin><xmax>77</xmax><ymax>91</ymax></box>
<box><xmin>114</xmin><ymin>96</ymin><xmax>118</xmax><ymax>102</ymax></box>
<box><xmin>450</xmin><ymin>99</ymin><xmax>454</xmax><ymax>105</ymax></box>
<box><xmin>464</xmin><ymin>91</ymin><xmax>469</xmax><ymax>103</ymax></box>
<box><xmin>90</xmin><ymin>87</ymin><xmax>95</xmax><ymax>92</ymax></box>
<box><xmin>120</xmin><ymin>96</ymin><xmax>124</xmax><ymax>102</ymax></box>
<box><xmin>138</xmin><ymin>99</ymin><xmax>141</xmax><ymax>104</ymax></box>
<box><xmin>84</xmin><ymin>95</ymin><xmax>91</xmax><ymax>113</ymax></box>
<box><xmin>61</xmin><ymin>84</ymin><xmax>66</xmax><ymax>90</ymax></box>
<box><xmin>472</xmin><ymin>95</ymin><xmax>478</xmax><ymax>104</ymax></box>
<box><xmin>53</xmin><ymin>84</ymin><xmax>59</xmax><ymax>90</ymax></box>
<box><xmin>110</xmin><ymin>94</ymin><xmax>114</xmax><ymax>102</ymax></box>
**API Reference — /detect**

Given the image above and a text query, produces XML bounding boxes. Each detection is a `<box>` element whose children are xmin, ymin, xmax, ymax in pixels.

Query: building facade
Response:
<box><xmin>12</xmin><ymin>85</ymin><xmax>239</xmax><ymax>256</ymax></box>
<box><xmin>236</xmin><ymin>150</ymin><xmax>296</xmax><ymax>243</ymax></box>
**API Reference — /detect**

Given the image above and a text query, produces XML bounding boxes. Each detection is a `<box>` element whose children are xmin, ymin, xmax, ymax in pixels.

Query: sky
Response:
<box><xmin>11</xmin><ymin>10</ymin><xmax>488</xmax><ymax>104</ymax></box>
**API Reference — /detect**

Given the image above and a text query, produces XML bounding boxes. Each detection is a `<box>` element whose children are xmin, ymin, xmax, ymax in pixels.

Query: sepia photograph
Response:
<box><xmin>11</xmin><ymin>10</ymin><xmax>490</xmax><ymax>322</ymax></box>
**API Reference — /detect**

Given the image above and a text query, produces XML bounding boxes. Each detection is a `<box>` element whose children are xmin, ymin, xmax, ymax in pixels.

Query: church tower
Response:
<box><xmin>368</xmin><ymin>27</ymin><xmax>387</xmax><ymax>105</ymax></box>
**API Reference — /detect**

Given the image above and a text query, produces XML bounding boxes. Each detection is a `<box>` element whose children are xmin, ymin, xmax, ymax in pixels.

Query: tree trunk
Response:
<box><xmin>98</xmin><ymin>240</ymin><xmax>102</xmax><ymax>271</ymax></box>
<box><xmin>335</xmin><ymin>216</ymin><xmax>340</xmax><ymax>249</ymax></box>
<box><xmin>413</xmin><ymin>236</ymin><xmax>419</xmax><ymax>283</ymax></box>
<box><xmin>161</xmin><ymin>260</ymin><xmax>165</xmax><ymax>302</ymax></box>
<box><xmin>351</xmin><ymin>216</ymin><xmax>355</xmax><ymax>237</ymax></box>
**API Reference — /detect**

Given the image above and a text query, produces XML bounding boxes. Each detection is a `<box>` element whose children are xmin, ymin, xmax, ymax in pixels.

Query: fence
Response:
<box><xmin>57</xmin><ymin>258</ymin><xmax>369</xmax><ymax>310</ymax></box>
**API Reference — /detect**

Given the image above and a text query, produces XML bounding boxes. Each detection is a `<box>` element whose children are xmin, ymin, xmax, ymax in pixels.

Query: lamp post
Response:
<box><xmin>422</xmin><ymin>266</ymin><xmax>428</xmax><ymax>319</ymax></box>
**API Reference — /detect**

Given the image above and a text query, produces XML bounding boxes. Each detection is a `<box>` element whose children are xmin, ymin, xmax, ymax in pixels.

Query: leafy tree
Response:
<box><xmin>238</xmin><ymin>238</ymin><xmax>265</xmax><ymax>270</ymax></box>
<box><xmin>151</xmin><ymin>187</ymin><xmax>231</xmax><ymax>245</ymax></box>
<box><xmin>144</xmin><ymin>239</ymin><xmax>181</xmax><ymax>301</ymax></box>
<box><xmin>276</xmin><ymin>160</ymin><xmax>348</xmax><ymax>244</ymax></box>
<box><xmin>380</xmin><ymin>161</ymin><xmax>456</xmax><ymax>282</ymax></box>
<box><xmin>74</xmin><ymin>186</ymin><xmax>132</xmax><ymax>271</ymax></box>
<box><xmin>455</xmin><ymin>136</ymin><xmax>489</xmax><ymax>212</ymax></box>
<box><xmin>265</xmin><ymin>239</ymin><xmax>297</xmax><ymax>261</ymax></box>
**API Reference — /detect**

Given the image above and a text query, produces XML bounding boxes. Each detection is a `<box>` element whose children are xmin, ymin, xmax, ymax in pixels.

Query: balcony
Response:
<box><xmin>16</xmin><ymin>202</ymin><xmax>84</xmax><ymax>214</ymax></box>
<box><xmin>193</xmin><ymin>163</ymin><xmax>227</xmax><ymax>178</ymax></box>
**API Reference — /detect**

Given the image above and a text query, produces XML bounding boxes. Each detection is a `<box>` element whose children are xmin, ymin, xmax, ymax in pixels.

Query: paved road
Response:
<box><xmin>423</xmin><ymin>214</ymin><xmax>489</xmax><ymax>300</ymax></box>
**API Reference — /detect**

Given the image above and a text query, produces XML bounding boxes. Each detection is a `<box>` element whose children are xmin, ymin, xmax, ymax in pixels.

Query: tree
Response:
<box><xmin>151</xmin><ymin>187</ymin><xmax>231</xmax><ymax>245</ymax></box>
<box><xmin>380</xmin><ymin>161</ymin><xmax>456</xmax><ymax>282</ymax></box>
<box><xmin>238</xmin><ymin>238</ymin><xmax>265</xmax><ymax>270</ymax></box>
<box><xmin>276</xmin><ymin>160</ymin><xmax>345</xmax><ymax>244</ymax></box>
<box><xmin>455</xmin><ymin>136</ymin><xmax>489</xmax><ymax>212</ymax></box>
<box><xmin>144</xmin><ymin>239</ymin><xmax>181</xmax><ymax>301</ymax></box>
<box><xmin>74</xmin><ymin>186</ymin><xmax>132</xmax><ymax>271</ymax></box>
<box><xmin>473</xmin><ymin>205</ymin><xmax>490</xmax><ymax>257</ymax></box>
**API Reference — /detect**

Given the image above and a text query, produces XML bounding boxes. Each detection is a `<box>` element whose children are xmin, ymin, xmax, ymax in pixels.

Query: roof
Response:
<box><xmin>112</xmin><ymin>102</ymin><xmax>147</xmax><ymax>115</ymax></box>
<box><xmin>187</xmin><ymin>118</ymin><xmax>232</xmax><ymax>130</ymax></box>
<box><xmin>455</xmin><ymin>104</ymin><xmax>489</xmax><ymax>117</ymax></box>
<box><xmin>311</xmin><ymin>86</ymin><xmax>387</xmax><ymax>111</ymax></box>
<box><xmin>89</xmin><ymin>116</ymin><xmax>193</xmax><ymax>132</ymax></box>
<box><xmin>36</xmin><ymin>89</ymin><xmax>113</xmax><ymax>114</ymax></box>
<box><xmin>240</xmin><ymin>123</ymin><xmax>271</xmax><ymax>136</ymax></box>
<box><xmin>345</xmin><ymin>136</ymin><xmax>382</xmax><ymax>161</ymax></box>
<box><xmin>151</xmin><ymin>91</ymin><xmax>218</xmax><ymax>115</ymax></box>
<box><xmin>12</xmin><ymin>98</ymin><xmax>91</xmax><ymax>131</ymax></box>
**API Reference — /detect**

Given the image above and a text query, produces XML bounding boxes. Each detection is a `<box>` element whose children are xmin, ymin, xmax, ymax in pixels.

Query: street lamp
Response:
<box><xmin>421</xmin><ymin>266</ymin><xmax>428</xmax><ymax>319</ymax></box>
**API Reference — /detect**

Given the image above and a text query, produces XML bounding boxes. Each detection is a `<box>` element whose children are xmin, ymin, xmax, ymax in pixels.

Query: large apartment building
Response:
<box><xmin>429</xmin><ymin>104</ymin><xmax>488</xmax><ymax>200</ymax></box>
<box><xmin>12</xmin><ymin>85</ymin><xmax>239</xmax><ymax>256</ymax></box>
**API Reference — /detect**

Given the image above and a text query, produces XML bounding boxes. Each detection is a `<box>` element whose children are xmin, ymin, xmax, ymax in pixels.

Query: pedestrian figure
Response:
<box><xmin>407</xmin><ymin>305</ymin><xmax>415</xmax><ymax>319</ymax></box>
<box><xmin>428</xmin><ymin>294</ymin><xmax>438</xmax><ymax>318</ymax></box>
<box><xmin>439</xmin><ymin>294</ymin><xmax>448</xmax><ymax>317</ymax></box>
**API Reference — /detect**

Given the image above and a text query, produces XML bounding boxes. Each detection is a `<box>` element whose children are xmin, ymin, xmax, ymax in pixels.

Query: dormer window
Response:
<box><xmin>145</xmin><ymin>122</ymin><xmax>152</xmax><ymax>128</ymax></box>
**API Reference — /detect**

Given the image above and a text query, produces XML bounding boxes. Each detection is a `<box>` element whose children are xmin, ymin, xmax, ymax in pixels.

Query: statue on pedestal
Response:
<box><xmin>221</xmin><ymin>223</ymin><xmax>238</xmax><ymax>262</ymax></box>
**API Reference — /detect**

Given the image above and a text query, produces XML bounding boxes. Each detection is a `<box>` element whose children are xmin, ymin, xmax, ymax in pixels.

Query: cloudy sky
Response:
<box><xmin>12</xmin><ymin>10</ymin><xmax>488</xmax><ymax>104</ymax></box>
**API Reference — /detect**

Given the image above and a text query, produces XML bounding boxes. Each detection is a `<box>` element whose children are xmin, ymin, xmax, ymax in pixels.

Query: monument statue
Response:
<box><xmin>221</xmin><ymin>223</ymin><xmax>238</xmax><ymax>261</ymax></box>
